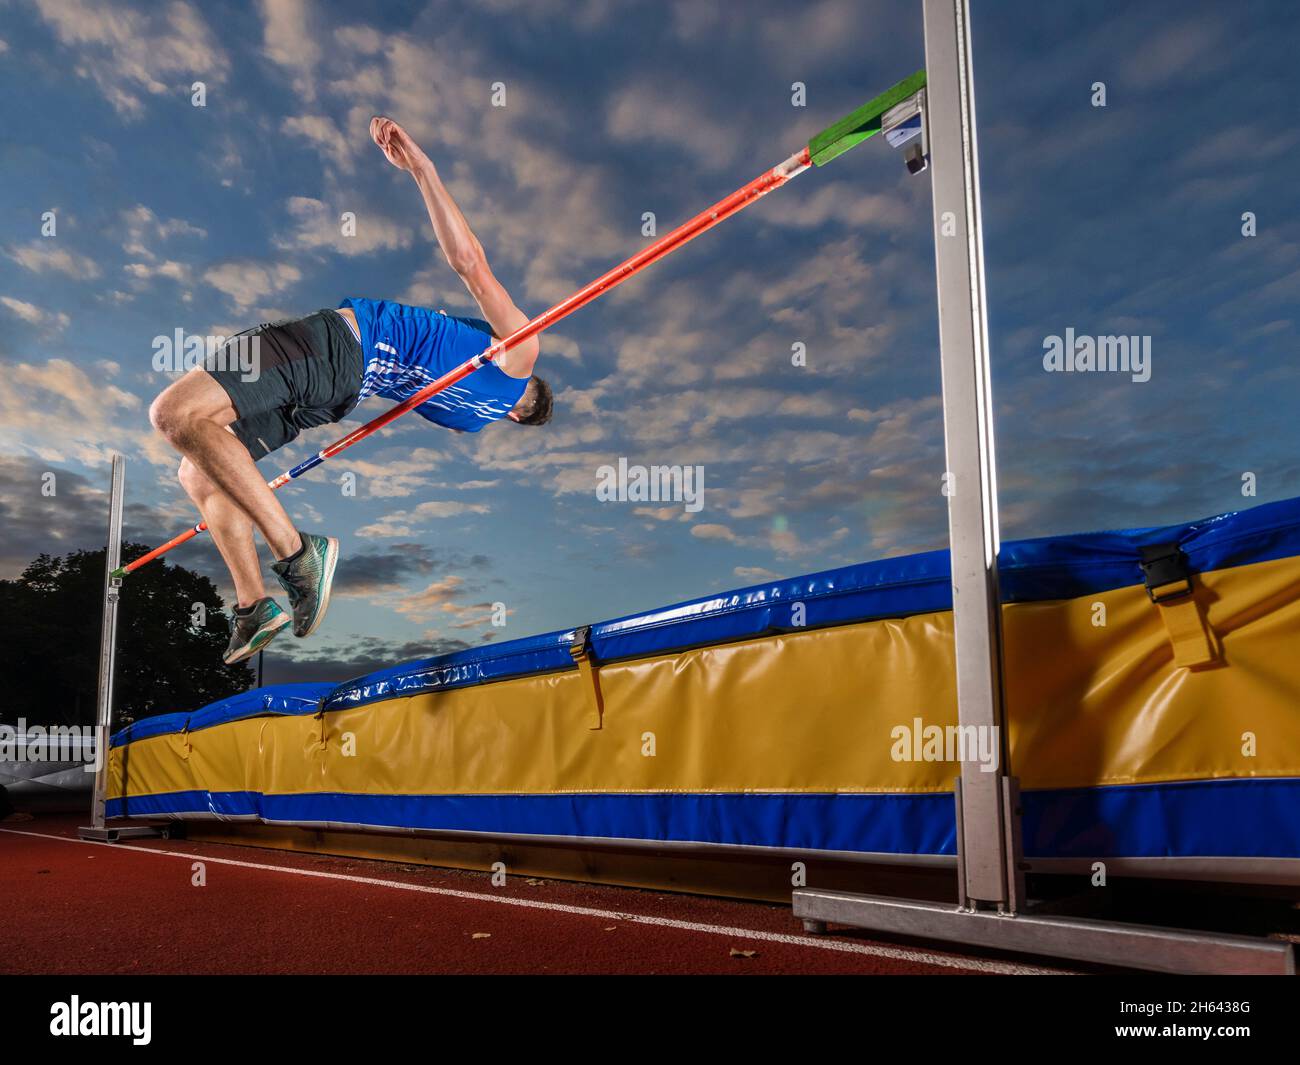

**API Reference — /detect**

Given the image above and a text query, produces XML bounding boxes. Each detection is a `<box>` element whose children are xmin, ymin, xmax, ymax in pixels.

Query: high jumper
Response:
<box><xmin>133</xmin><ymin>74</ymin><xmax>928</xmax><ymax>666</ymax></box>
<box><xmin>147</xmin><ymin>118</ymin><xmax>553</xmax><ymax>664</ymax></box>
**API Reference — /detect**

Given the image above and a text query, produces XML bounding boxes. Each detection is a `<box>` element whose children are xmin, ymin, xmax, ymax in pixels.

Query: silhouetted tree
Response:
<box><xmin>0</xmin><ymin>543</ymin><xmax>252</xmax><ymax>729</ymax></box>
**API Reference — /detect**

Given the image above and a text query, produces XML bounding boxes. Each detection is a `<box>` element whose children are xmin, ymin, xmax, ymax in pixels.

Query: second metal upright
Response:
<box><xmin>80</xmin><ymin>454</ymin><xmax>162</xmax><ymax>843</ymax></box>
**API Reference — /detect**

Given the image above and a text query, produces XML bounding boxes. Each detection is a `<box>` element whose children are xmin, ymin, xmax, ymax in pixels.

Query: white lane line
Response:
<box><xmin>0</xmin><ymin>828</ymin><xmax>1069</xmax><ymax>975</ymax></box>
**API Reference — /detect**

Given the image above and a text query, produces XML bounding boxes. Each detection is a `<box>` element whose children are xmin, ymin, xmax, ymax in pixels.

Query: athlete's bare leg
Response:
<box><xmin>150</xmin><ymin>368</ymin><xmax>302</xmax><ymax>562</ymax></box>
<box><xmin>178</xmin><ymin>456</ymin><xmax>266</xmax><ymax>608</ymax></box>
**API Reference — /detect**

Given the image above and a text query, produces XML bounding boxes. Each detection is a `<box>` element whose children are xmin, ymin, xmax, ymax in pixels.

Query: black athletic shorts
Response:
<box><xmin>207</xmin><ymin>309</ymin><xmax>364</xmax><ymax>460</ymax></box>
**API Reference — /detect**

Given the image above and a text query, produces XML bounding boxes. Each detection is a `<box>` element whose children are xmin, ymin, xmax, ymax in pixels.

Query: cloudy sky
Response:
<box><xmin>2</xmin><ymin>0</ymin><xmax>1297</xmax><ymax>684</ymax></box>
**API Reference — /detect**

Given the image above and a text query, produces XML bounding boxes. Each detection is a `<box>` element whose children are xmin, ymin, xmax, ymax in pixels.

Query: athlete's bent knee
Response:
<box><xmin>177</xmin><ymin>457</ymin><xmax>208</xmax><ymax>499</ymax></box>
<box><xmin>149</xmin><ymin>391</ymin><xmax>187</xmax><ymax>441</ymax></box>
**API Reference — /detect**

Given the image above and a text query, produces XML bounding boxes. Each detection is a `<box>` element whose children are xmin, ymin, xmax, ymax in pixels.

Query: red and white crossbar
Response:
<box><xmin>117</xmin><ymin>148</ymin><xmax>813</xmax><ymax>576</ymax></box>
<box><xmin>122</xmin><ymin>147</ymin><xmax>811</xmax><ymax>574</ymax></box>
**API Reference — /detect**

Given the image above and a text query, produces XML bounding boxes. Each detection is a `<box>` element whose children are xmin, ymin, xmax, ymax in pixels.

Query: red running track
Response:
<box><xmin>0</xmin><ymin>816</ymin><xmax>1068</xmax><ymax>976</ymax></box>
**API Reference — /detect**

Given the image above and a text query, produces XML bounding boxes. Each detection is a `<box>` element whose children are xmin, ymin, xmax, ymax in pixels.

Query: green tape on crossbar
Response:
<box><xmin>807</xmin><ymin>70</ymin><xmax>927</xmax><ymax>167</ymax></box>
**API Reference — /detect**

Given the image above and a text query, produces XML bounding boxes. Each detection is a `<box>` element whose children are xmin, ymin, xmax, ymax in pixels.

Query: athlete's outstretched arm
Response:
<box><xmin>369</xmin><ymin>116</ymin><xmax>539</xmax><ymax>377</ymax></box>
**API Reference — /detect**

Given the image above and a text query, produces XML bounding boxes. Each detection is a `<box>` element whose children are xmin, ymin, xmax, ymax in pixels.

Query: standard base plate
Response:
<box><xmin>792</xmin><ymin>888</ymin><xmax>1296</xmax><ymax>975</ymax></box>
<box><xmin>78</xmin><ymin>824</ymin><xmax>169</xmax><ymax>842</ymax></box>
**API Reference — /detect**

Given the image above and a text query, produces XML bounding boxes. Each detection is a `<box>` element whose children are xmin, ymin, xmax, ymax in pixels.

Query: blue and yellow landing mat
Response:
<box><xmin>108</xmin><ymin>496</ymin><xmax>1300</xmax><ymax>879</ymax></box>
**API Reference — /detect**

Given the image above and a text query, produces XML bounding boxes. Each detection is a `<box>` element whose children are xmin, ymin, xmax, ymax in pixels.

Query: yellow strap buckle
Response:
<box><xmin>1139</xmin><ymin>544</ymin><xmax>1218</xmax><ymax>668</ymax></box>
<box><xmin>569</xmin><ymin>626</ymin><xmax>605</xmax><ymax>731</ymax></box>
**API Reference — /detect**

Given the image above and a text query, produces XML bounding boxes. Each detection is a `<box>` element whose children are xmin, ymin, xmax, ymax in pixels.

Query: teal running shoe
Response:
<box><xmin>224</xmin><ymin>597</ymin><xmax>290</xmax><ymax>664</ymax></box>
<box><xmin>271</xmin><ymin>531</ymin><xmax>340</xmax><ymax>638</ymax></box>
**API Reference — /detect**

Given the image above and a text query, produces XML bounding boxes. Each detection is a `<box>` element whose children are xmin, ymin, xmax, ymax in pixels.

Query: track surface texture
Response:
<box><xmin>0</xmin><ymin>815</ymin><xmax>1089</xmax><ymax>975</ymax></box>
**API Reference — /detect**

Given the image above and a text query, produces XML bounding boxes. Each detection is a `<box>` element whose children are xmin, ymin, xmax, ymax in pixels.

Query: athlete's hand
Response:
<box><xmin>370</xmin><ymin>116</ymin><xmax>430</xmax><ymax>173</ymax></box>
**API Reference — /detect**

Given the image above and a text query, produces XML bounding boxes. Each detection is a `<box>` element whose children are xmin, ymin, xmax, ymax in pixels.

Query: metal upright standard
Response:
<box><xmin>80</xmin><ymin>454</ymin><xmax>163</xmax><ymax>843</ymax></box>
<box><xmin>791</xmin><ymin>0</ymin><xmax>1294</xmax><ymax>975</ymax></box>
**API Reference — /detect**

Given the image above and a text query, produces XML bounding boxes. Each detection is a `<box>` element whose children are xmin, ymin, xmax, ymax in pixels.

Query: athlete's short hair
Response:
<box><xmin>512</xmin><ymin>375</ymin><xmax>553</xmax><ymax>426</ymax></box>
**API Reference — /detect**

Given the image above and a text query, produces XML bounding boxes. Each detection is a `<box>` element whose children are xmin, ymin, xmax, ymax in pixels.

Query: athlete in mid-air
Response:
<box><xmin>149</xmin><ymin>117</ymin><xmax>553</xmax><ymax>665</ymax></box>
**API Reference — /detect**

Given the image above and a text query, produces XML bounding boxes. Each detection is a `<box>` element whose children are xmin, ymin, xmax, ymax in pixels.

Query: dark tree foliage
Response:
<box><xmin>0</xmin><ymin>543</ymin><xmax>252</xmax><ymax>729</ymax></box>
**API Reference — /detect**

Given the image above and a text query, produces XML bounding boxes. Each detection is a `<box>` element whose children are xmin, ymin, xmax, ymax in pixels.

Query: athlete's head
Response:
<box><xmin>507</xmin><ymin>375</ymin><xmax>553</xmax><ymax>426</ymax></box>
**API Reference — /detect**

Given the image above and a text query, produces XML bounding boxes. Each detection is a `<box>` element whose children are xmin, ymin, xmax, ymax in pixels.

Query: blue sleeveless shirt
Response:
<box><xmin>339</xmin><ymin>297</ymin><xmax>528</xmax><ymax>433</ymax></box>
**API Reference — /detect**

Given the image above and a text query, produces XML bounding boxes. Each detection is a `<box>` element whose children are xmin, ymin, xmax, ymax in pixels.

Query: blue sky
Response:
<box><xmin>1</xmin><ymin>0</ymin><xmax>1297</xmax><ymax>684</ymax></box>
